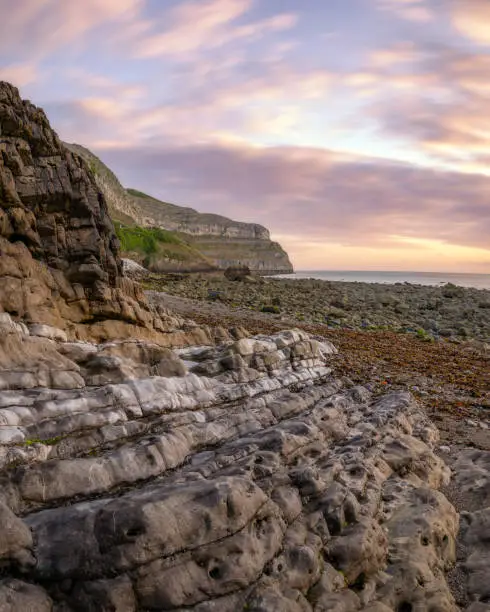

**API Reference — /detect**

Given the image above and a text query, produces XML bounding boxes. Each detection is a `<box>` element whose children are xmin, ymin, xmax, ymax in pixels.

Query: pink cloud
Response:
<box><xmin>0</xmin><ymin>62</ymin><xmax>38</xmax><ymax>87</ymax></box>
<box><xmin>132</xmin><ymin>0</ymin><xmax>297</xmax><ymax>58</ymax></box>
<box><xmin>0</xmin><ymin>0</ymin><xmax>142</xmax><ymax>56</ymax></box>
<box><xmin>377</xmin><ymin>0</ymin><xmax>434</xmax><ymax>22</ymax></box>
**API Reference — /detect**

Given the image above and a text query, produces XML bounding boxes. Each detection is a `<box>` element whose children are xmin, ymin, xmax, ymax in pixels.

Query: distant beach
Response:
<box><xmin>148</xmin><ymin>271</ymin><xmax>490</xmax><ymax>342</ymax></box>
<box><xmin>282</xmin><ymin>270</ymin><xmax>490</xmax><ymax>290</ymax></box>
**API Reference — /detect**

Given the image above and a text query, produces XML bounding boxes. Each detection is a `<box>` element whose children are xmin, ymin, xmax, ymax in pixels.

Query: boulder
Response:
<box><xmin>224</xmin><ymin>265</ymin><xmax>251</xmax><ymax>281</ymax></box>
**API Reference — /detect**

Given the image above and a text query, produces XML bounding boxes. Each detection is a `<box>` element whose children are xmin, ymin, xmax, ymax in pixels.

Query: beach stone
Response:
<box><xmin>224</xmin><ymin>265</ymin><xmax>251</xmax><ymax>281</ymax></box>
<box><xmin>0</xmin><ymin>579</ymin><xmax>52</xmax><ymax>611</ymax></box>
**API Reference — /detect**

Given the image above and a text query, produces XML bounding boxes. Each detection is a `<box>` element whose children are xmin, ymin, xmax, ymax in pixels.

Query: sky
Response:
<box><xmin>1</xmin><ymin>0</ymin><xmax>490</xmax><ymax>272</ymax></box>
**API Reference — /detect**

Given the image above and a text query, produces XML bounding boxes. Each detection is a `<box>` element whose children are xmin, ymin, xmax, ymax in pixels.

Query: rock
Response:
<box><xmin>459</xmin><ymin>508</ymin><xmax>490</xmax><ymax>604</ymax></box>
<box><xmin>0</xmin><ymin>320</ymin><xmax>467</xmax><ymax>611</ymax></box>
<box><xmin>122</xmin><ymin>257</ymin><xmax>147</xmax><ymax>280</ymax></box>
<box><xmin>0</xmin><ymin>80</ymin><xmax>186</xmax><ymax>343</ymax></box>
<box><xmin>224</xmin><ymin>265</ymin><xmax>251</xmax><ymax>281</ymax></box>
<box><xmin>28</xmin><ymin>324</ymin><xmax>67</xmax><ymax>342</ymax></box>
<box><xmin>0</xmin><ymin>579</ymin><xmax>52</xmax><ymax>611</ymax></box>
<box><xmin>0</xmin><ymin>501</ymin><xmax>34</xmax><ymax>569</ymax></box>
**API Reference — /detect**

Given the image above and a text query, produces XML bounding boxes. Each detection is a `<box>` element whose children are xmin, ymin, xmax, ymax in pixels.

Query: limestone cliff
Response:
<box><xmin>65</xmin><ymin>143</ymin><xmax>294</xmax><ymax>274</ymax></box>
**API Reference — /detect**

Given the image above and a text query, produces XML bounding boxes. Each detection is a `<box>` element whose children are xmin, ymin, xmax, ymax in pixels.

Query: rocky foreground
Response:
<box><xmin>145</xmin><ymin>274</ymin><xmax>490</xmax><ymax>342</ymax></box>
<box><xmin>0</xmin><ymin>312</ymin><xmax>489</xmax><ymax>611</ymax></box>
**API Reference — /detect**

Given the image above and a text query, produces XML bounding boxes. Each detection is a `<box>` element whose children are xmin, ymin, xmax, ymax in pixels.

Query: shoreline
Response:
<box><xmin>143</xmin><ymin>272</ymin><xmax>490</xmax><ymax>343</ymax></box>
<box><xmin>266</xmin><ymin>270</ymin><xmax>490</xmax><ymax>290</ymax></box>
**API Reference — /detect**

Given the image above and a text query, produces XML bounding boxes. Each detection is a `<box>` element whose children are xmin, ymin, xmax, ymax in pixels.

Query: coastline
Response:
<box><xmin>144</xmin><ymin>272</ymin><xmax>490</xmax><ymax>343</ymax></box>
<box><xmin>147</xmin><ymin>286</ymin><xmax>490</xmax><ymax>450</ymax></box>
<box><xmin>268</xmin><ymin>270</ymin><xmax>490</xmax><ymax>290</ymax></box>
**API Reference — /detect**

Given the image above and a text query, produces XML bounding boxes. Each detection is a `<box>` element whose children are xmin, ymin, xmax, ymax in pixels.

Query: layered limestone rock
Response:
<box><xmin>65</xmin><ymin>144</ymin><xmax>294</xmax><ymax>274</ymax></box>
<box><xmin>0</xmin><ymin>312</ymin><xmax>479</xmax><ymax>611</ymax></box>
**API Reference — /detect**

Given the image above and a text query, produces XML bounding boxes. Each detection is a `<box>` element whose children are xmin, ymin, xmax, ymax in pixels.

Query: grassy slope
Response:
<box><xmin>114</xmin><ymin>223</ymin><xmax>215</xmax><ymax>271</ymax></box>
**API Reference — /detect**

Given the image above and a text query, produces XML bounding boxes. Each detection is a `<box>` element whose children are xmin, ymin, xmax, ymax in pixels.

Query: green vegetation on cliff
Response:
<box><xmin>115</xmin><ymin>224</ymin><xmax>181</xmax><ymax>255</ymax></box>
<box><xmin>114</xmin><ymin>223</ymin><xmax>215</xmax><ymax>271</ymax></box>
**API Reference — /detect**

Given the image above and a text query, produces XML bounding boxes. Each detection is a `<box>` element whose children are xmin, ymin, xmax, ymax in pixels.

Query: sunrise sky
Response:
<box><xmin>1</xmin><ymin>0</ymin><xmax>489</xmax><ymax>272</ymax></box>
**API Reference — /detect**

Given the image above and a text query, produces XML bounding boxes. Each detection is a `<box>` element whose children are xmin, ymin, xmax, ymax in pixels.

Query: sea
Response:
<box><xmin>281</xmin><ymin>270</ymin><xmax>490</xmax><ymax>290</ymax></box>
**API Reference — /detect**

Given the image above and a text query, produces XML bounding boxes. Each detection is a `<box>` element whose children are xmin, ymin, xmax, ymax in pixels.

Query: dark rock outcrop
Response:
<box><xmin>0</xmin><ymin>82</ymin><xmax>214</xmax><ymax>343</ymax></box>
<box><xmin>224</xmin><ymin>264</ymin><xmax>251</xmax><ymax>281</ymax></box>
<box><xmin>0</xmin><ymin>81</ymin><xmax>153</xmax><ymax>338</ymax></box>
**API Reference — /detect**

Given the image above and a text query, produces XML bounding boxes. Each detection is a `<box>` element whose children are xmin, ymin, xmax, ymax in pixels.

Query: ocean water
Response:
<box><xmin>284</xmin><ymin>270</ymin><xmax>490</xmax><ymax>290</ymax></box>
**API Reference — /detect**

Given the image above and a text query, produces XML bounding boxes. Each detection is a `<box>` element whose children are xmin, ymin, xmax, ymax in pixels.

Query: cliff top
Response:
<box><xmin>65</xmin><ymin>142</ymin><xmax>271</xmax><ymax>240</ymax></box>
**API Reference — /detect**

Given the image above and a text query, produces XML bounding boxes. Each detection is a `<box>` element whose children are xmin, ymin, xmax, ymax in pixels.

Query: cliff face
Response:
<box><xmin>64</xmin><ymin>143</ymin><xmax>141</xmax><ymax>226</ymax></box>
<box><xmin>127</xmin><ymin>188</ymin><xmax>271</xmax><ymax>240</ymax></box>
<box><xmin>65</xmin><ymin>144</ymin><xmax>294</xmax><ymax>274</ymax></box>
<box><xmin>0</xmin><ymin>82</ymin><xmax>180</xmax><ymax>340</ymax></box>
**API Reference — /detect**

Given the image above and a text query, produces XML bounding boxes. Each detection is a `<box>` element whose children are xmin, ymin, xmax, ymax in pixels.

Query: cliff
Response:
<box><xmin>0</xmin><ymin>81</ymin><xmax>218</xmax><ymax>344</ymax></box>
<box><xmin>65</xmin><ymin>143</ymin><xmax>294</xmax><ymax>274</ymax></box>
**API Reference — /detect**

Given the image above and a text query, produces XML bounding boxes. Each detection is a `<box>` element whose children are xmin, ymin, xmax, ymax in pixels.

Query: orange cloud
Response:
<box><xmin>276</xmin><ymin>234</ymin><xmax>490</xmax><ymax>272</ymax></box>
<box><xmin>451</xmin><ymin>0</ymin><xmax>490</xmax><ymax>45</ymax></box>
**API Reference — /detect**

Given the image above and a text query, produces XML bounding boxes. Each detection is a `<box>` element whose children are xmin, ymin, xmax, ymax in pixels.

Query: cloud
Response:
<box><xmin>369</xmin><ymin>42</ymin><xmax>420</xmax><ymax>67</ymax></box>
<box><xmin>377</xmin><ymin>0</ymin><xmax>434</xmax><ymax>22</ymax></box>
<box><xmin>0</xmin><ymin>63</ymin><xmax>38</xmax><ymax>87</ymax></box>
<box><xmin>94</xmin><ymin>142</ymin><xmax>490</xmax><ymax>256</ymax></box>
<box><xmin>131</xmin><ymin>0</ymin><xmax>297</xmax><ymax>58</ymax></box>
<box><xmin>0</xmin><ymin>0</ymin><xmax>141</xmax><ymax>57</ymax></box>
<box><xmin>346</xmin><ymin>43</ymin><xmax>490</xmax><ymax>166</ymax></box>
<box><xmin>44</xmin><ymin>58</ymin><xmax>333</xmax><ymax>149</ymax></box>
<box><xmin>451</xmin><ymin>0</ymin><xmax>490</xmax><ymax>45</ymax></box>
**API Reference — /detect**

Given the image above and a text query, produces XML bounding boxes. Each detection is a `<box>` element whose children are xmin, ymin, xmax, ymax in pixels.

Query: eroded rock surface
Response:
<box><xmin>0</xmin><ymin>312</ymin><xmax>473</xmax><ymax>611</ymax></box>
<box><xmin>445</xmin><ymin>449</ymin><xmax>490</xmax><ymax>610</ymax></box>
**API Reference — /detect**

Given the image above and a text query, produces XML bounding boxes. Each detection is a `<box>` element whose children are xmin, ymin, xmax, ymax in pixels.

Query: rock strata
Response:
<box><xmin>0</xmin><ymin>311</ymin><xmax>478</xmax><ymax>611</ymax></box>
<box><xmin>0</xmin><ymin>81</ymin><xmax>184</xmax><ymax>342</ymax></box>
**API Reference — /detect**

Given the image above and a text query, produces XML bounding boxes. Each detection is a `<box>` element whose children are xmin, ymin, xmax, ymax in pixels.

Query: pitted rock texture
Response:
<box><xmin>447</xmin><ymin>449</ymin><xmax>490</xmax><ymax>610</ymax></box>
<box><xmin>0</xmin><ymin>314</ymin><xmax>472</xmax><ymax>611</ymax></box>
